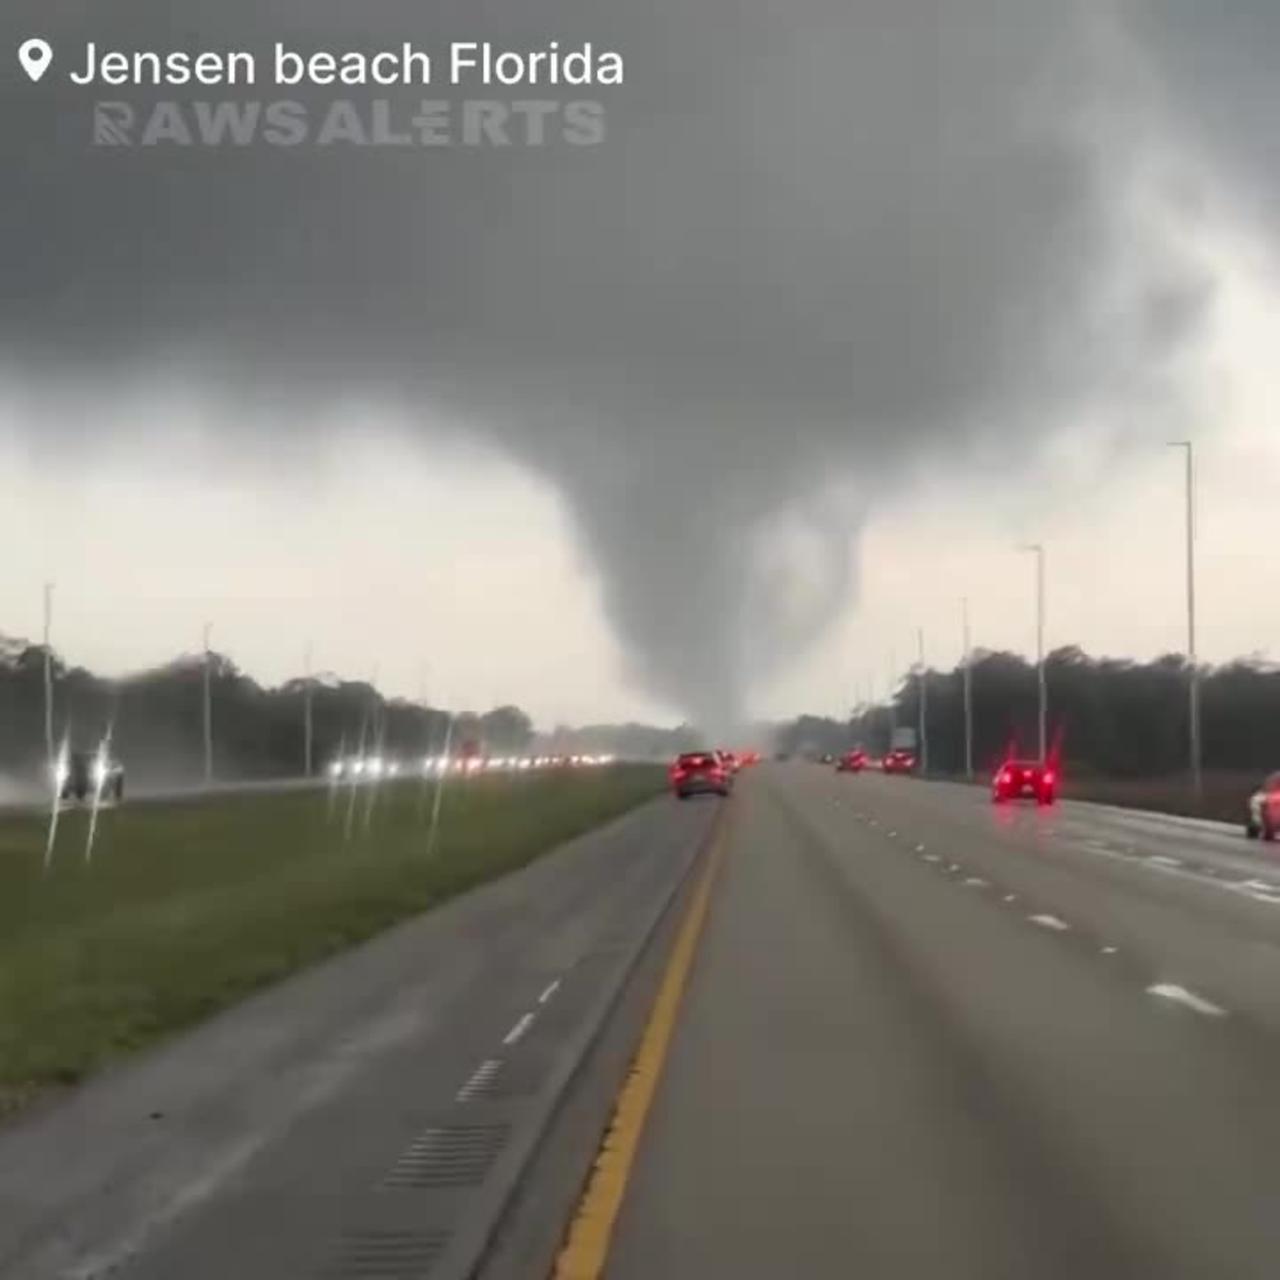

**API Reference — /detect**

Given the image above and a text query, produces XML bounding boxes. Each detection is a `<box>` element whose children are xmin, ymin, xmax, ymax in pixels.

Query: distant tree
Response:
<box><xmin>480</xmin><ymin>705</ymin><xmax>535</xmax><ymax>753</ymax></box>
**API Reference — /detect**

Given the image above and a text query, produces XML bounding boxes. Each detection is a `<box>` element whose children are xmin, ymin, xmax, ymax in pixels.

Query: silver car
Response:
<box><xmin>57</xmin><ymin>750</ymin><xmax>125</xmax><ymax>804</ymax></box>
<box><xmin>1246</xmin><ymin>773</ymin><xmax>1280</xmax><ymax>841</ymax></box>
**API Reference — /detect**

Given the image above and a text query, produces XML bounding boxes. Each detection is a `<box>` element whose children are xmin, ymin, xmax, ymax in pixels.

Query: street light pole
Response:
<box><xmin>962</xmin><ymin>597</ymin><xmax>974</xmax><ymax>781</ymax></box>
<box><xmin>888</xmin><ymin>646</ymin><xmax>898</xmax><ymax>741</ymax></box>
<box><xmin>202</xmin><ymin>622</ymin><xmax>213</xmax><ymax>786</ymax></box>
<box><xmin>1169</xmin><ymin>441</ymin><xmax>1201</xmax><ymax>801</ymax></box>
<box><xmin>917</xmin><ymin>627</ymin><xmax>928</xmax><ymax>775</ymax></box>
<box><xmin>303</xmin><ymin>642</ymin><xmax>314</xmax><ymax>778</ymax></box>
<box><xmin>1019</xmin><ymin>544</ymin><xmax>1047</xmax><ymax>763</ymax></box>
<box><xmin>42</xmin><ymin>582</ymin><xmax>54</xmax><ymax>768</ymax></box>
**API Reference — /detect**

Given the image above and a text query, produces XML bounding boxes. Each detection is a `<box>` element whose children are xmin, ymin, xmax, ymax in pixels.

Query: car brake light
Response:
<box><xmin>1044</xmin><ymin>771</ymin><xmax>1056</xmax><ymax>786</ymax></box>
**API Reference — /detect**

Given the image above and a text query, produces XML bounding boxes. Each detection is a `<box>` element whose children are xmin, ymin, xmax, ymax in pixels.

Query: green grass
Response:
<box><xmin>0</xmin><ymin>767</ymin><xmax>664</xmax><ymax>1121</ymax></box>
<box><xmin>935</xmin><ymin>768</ymin><xmax>1256</xmax><ymax>824</ymax></box>
<box><xmin>1058</xmin><ymin>770</ymin><xmax>1257</xmax><ymax>824</ymax></box>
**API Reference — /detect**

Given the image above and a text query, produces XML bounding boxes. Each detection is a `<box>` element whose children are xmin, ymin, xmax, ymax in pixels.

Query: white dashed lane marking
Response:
<box><xmin>1029</xmin><ymin>914</ymin><xmax>1070</xmax><ymax>932</ymax></box>
<box><xmin>1147</xmin><ymin>984</ymin><xmax>1228</xmax><ymax>1018</ymax></box>
<box><xmin>836</xmin><ymin>804</ymin><xmax>1236</xmax><ymax>1026</ymax></box>
<box><xmin>538</xmin><ymin>979</ymin><xmax>562</xmax><ymax>1004</ymax></box>
<box><xmin>502</xmin><ymin>1013</ymin><xmax>536</xmax><ymax>1045</ymax></box>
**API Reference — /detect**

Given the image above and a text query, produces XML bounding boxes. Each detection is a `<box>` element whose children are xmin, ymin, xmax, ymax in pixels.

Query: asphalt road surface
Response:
<box><xmin>7</xmin><ymin>762</ymin><xmax>1280</xmax><ymax>1279</ymax></box>
<box><xmin>0</xmin><ymin>794</ymin><xmax>714</xmax><ymax>1280</ymax></box>
<box><xmin>607</xmin><ymin>764</ymin><xmax>1280</xmax><ymax>1279</ymax></box>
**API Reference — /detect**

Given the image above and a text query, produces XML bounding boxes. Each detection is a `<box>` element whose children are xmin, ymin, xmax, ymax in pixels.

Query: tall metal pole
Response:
<box><xmin>202</xmin><ymin>622</ymin><xmax>213</xmax><ymax>786</ymax></box>
<box><xmin>888</xmin><ymin>646</ymin><xmax>898</xmax><ymax>739</ymax></box>
<box><xmin>1169</xmin><ymin>441</ymin><xmax>1201</xmax><ymax>800</ymax></box>
<box><xmin>303</xmin><ymin>642</ymin><xmax>314</xmax><ymax>778</ymax></box>
<box><xmin>1019</xmin><ymin>544</ymin><xmax>1046</xmax><ymax>763</ymax></box>
<box><xmin>917</xmin><ymin>627</ymin><xmax>928</xmax><ymax>774</ymax></box>
<box><xmin>962</xmin><ymin>597</ymin><xmax>974</xmax><ymax>781</ymax></box>
<box><xmin>1036</xmin><ymin>546</ymin><xmax>1046</xmax><ymax>764</ymax></box>
<box><xmin>42</xmin><ymin>582</ymin><xmax>54</xmax><ymax>767</ymax></box>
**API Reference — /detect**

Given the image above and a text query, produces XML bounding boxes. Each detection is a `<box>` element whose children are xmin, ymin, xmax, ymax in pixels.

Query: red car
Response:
<box><xmin>992</xmin><ymin>759</ymin><xmax>1056</xmax><ymax>805</ymax></box>
<box><xmin>836</xmin><ymin>749</ymin><xmax>867</xmax><ymax>773</ymax></box>
<box><xmin>670</xmin><ymin>751</ymin><xmax>731</xmax><ymax>799</ymax></box>
<box><xmin>882</xmin><ymin>749</ymin><xmax>917</xmax><ymax>774</ymax></box>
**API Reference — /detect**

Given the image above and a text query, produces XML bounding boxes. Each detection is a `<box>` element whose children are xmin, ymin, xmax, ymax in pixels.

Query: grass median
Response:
<box><xmin>0</xmin><ymin>765</ymin><xmax>664</xmax><ymax>1122</ymax></box>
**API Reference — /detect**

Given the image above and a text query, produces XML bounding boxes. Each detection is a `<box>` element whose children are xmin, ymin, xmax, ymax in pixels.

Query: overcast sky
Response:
<box><xmin>2</xmin><ymin>2</ymin><xmax>1279</xmax><ymax>730</ymax></box>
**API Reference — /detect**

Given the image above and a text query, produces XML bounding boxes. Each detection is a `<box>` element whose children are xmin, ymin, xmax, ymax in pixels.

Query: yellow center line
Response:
<box><xmin>551</xmin><ymin>804</ymin><xmax>732</xmax><ymax>1279</ymax></box>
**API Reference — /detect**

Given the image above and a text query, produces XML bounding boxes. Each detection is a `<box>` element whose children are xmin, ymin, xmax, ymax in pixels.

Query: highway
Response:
<box><xmin>605</xmin><ymin>764</ymin><xmax>1280</xmax><ymax>1279</ymax></box>
<box><xmin>0</xmin><ymin>774</ymin><xmax>327</xmax><ymax>816</ymax></box>
<box><xmin>0</xmin><ymin>793</ymin><xmax>715</xmax><ymax>1280</ymax></box>
<box><xmin>5</xmin><ymin>762</ymin><xmax>1280</xmax><ymax>1278</ymax></box>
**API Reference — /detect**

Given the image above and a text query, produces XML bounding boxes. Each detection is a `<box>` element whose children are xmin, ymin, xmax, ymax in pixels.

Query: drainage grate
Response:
<box><xmin>330</xmin><ymin>1229</ymin><xmax>450</xmax><ymax>1279</ymax></box>
<box><xmin>382</xmin><ymin>1124</ymin><xmax>510</xmax><ymax>1189</ymax></box>
<box><xmin>455</xmin><ymin>1058</ymin><xmax>545</xmax><ymax>1103</ymax></box>
<box><xmin>456</xmin><ymin>1059</ymin><xmax>503</xmax><ymax>1102</ymax></box>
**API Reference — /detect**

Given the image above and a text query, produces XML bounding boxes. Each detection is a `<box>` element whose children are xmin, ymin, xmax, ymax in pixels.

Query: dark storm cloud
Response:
<box><xmin>0</xmin><ymin>1</ymin><xmax>1203</xmax><ymax>726</ymax></box>
<box><xmin>1128</xmin><ymin>1</ymin><xmax>1280</xmax><ymax>230</ymax></box>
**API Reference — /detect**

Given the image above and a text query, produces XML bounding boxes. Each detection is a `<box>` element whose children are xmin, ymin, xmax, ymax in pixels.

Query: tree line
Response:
<box><xmin>0</xmin><ymin>644</ymin><xmax>536</xmax><ymax>785</ymax></box>
<box><xmin>776</xmin><ymin>647</ymin><xmax>1280</xmax><ymax>778</ymax></box>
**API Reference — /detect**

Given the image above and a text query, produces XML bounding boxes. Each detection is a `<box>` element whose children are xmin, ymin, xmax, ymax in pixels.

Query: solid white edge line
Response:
<box><xmin>502</xmin><ymin>1012</ymin><xmax>536</xmax><ymax>1045</ymax></box>
<box><xmin>1146</xmin><ymin>984</ymin><xmax>1228</xmax><ymax>1018</ymax></box>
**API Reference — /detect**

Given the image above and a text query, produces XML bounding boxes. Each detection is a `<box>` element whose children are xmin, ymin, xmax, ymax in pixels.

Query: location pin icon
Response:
<box><xmin>19</xmin><ymin>38</ymin><xmax>53</xmax><ymax>83</ymax></box>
